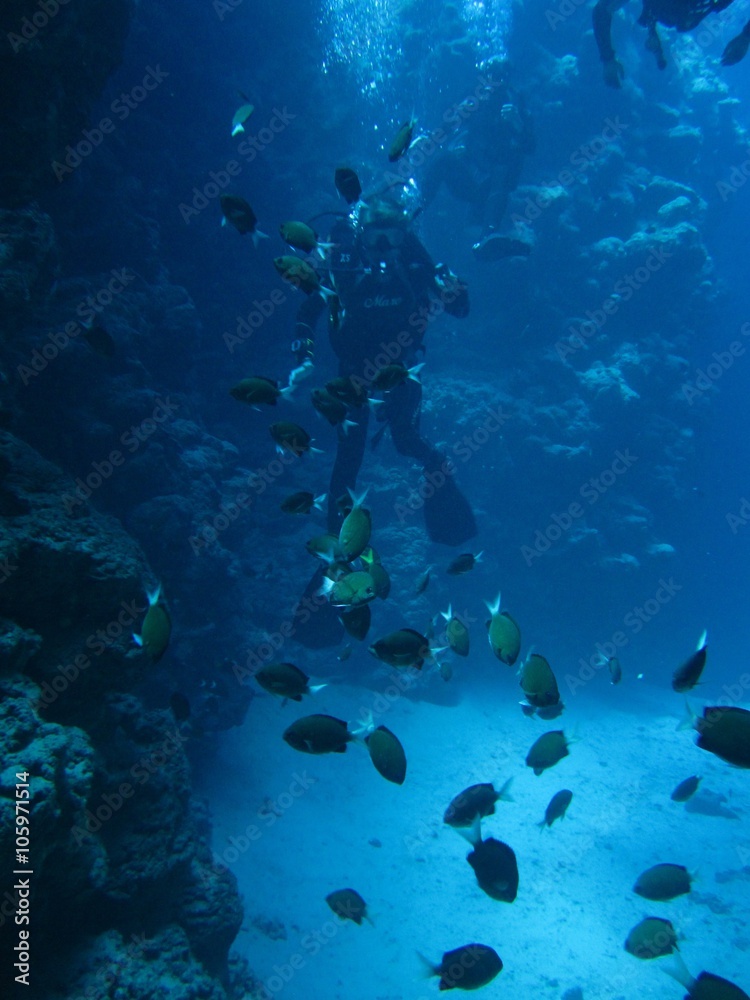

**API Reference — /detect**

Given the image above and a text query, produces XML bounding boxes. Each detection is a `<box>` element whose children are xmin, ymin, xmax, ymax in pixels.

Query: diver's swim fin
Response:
<box><xmin>422</xmin><ymin>472</ymin><xmax>477</xmax><ymax>546</ymax></box>
<box><xmin>472</xmin><ymin>233</ymin><xmax>532</xmax><ymax>261</ymax></box>
<box><xmin>370</xmin><ymin>422</ymin><xmax>389</xmax><ymax>451</ymax></box>
<box><xmin>292</xmin><ymin>566</ymin><xmax>345</xmax><ymax>649</ymax></box>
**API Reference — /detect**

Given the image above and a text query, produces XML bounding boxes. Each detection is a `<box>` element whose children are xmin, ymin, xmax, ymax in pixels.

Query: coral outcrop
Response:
<box><xmin>0</xmin><ymin>434</ymin><xmax>246</xmax><ymax>997</ymax></box>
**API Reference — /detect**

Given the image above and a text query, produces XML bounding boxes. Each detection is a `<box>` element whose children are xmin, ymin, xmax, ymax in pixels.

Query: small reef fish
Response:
<box><xmin>133</xmin><ymin>584</ymin><xmax>171</xmax><ymax>662</ymax></box>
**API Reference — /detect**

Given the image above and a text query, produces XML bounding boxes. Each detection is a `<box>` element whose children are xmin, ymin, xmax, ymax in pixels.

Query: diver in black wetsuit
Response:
<box><xmin>421</xmin><ymin>61</ymin><xmax>535</xmax><ymax>258</ymax></box>
<box><xmin>593</xmin><ymin>0</ymin><xmax>750</xmax><ymax>86</ymax></box>
<box><xmin>292</xmin><ymin>195</ymin><xmax>476</xmax><ymax>547</ymax></box>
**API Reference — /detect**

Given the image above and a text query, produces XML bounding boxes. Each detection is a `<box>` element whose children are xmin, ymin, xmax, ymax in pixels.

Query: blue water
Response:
<box><xmin>6</xmin><ymin>0</ymin><xmax>750</xmax><ymax>996</ymax></box>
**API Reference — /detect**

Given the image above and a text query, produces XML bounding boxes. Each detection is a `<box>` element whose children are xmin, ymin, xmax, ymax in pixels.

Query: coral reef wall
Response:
<box><xmin>0</xmin><ymin>3</ymin><xmax>255</xmax><ymax>996</ymax></box>
<box><xmin>0</xmin><ymin>0</ymin><xmax>134</xmax><ymax>205</ymax></box>
<box><xmin>0</xmin><ymin>434</ymin><xmax>242</xmax><ymax>997</ymax></box>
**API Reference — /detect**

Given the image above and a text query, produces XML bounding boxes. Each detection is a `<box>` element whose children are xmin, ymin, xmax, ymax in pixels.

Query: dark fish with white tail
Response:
<box><xmin>525</xmin><ymin>730</ymin><xmax>570</xmax><ymax>776</ymax></box>
<box><xmin>283</xmin><ymin>714</ymin><xmax>357</xmax><ymax>754</ymax></box>
<box><xmin>459</xmin><ymin>816</ymin><xmax>519</xmax><ymax>903</ymax></box>
<box><xmin>419</xmin><ymin>944</ymin><xmax>502</xmax><ymax>991</ymax></box>
<box><xmin>625</xmin><ymin>917</ymin><xmax>678</xmax><ymax>959</ymax></box>
<box><xmin>280</xmin><ymin>491</ymin><xmax>326</xmax><ymax>515</ymax></box>
<box><xmin>366</xmin><ymin>725</ymin><xmax>407</xmax><ymax>785</ymax></box>
<box><xmin>447</xmin><ymin>551</ymin><xmax>482</xmax><ymax>575</ymax></box>
<box><xmin>133</xmin><ymin>584</ymin><xmax>171</xmax><ymax>662</ymax></box>
<box><xmin>326</xmin><ymin>888</ymin><xmax>372</xmax><ymax>925</ymax></box>
<box><xmin>443</xmin><ymin>779</ymin><xmax>514</xmax><ymax>828</ymax></box>
<box><xmin>537</xmin><ymin>789</ymin><xmax>573</xmax><ymax>829</ymax></box>
<box><xmin>220</xmin><ymin>194</ymin><xmax>268</xmax><ymax>246</ymax></box>
<box><xmin>663</xmin><ymin>952</ymin><xmax>749</xmax><ymax>1000</ymax></box>
<box><xmin>388</xmin><ymin>119</ymin><xmax>416</xmax><ymax>162</ymax></box>
<box><xmin>334</xmin><ymin>166</ymin><xmax>362</xmax><ymax>205</ymax></box>
<box><xmin>230</xmin><ymin>375</ymin><xmax>292</xmax><ymax>407</ymax></box>
<box><xmin>671</xmin><ymin>775</ymin><xmax>701</xmax><ymax>802</ymax></box>
<box><xmin>485</xmin><ymin>593</ymin><xmax>521</xmax><ymax>665</ymax></box>
<box><xmin>369</xmin><ymin>628</ymin><xmax>431</xmax><ymax>669</ymax></box>
<box><xmin>634</xmin><ymin>863</ymin><xmax>693</xmax><ymax>901</ymax></box>
<box><xmin>693</xmin><ymin>704</ymin><xmax>750</xmax><ymax>768</ymax></box>
<box><xmin>254</xmin><ymin>662</ymin><xmax>326</xmax><ymax>702</ymax></box>
<box><xmin>672</xmin><ymin>630</ymin><xmax>708</xmax><ymax>693</ymax></box>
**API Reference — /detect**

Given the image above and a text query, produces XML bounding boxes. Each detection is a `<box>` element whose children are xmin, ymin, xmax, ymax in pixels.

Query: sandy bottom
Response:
<box><xmin>199</xmin><ymin>669</ymin><xmax>750</xmax><ymax>1000</ymax></box>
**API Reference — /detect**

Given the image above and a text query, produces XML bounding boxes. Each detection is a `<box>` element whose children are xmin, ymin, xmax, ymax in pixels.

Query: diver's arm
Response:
<box><xmin>517</xmin><ymin>92</ymin><xmax>536</xmax><ymax>156</ymax></box>
<box><xmin>434</xmin><ymin>263</ymin><xmax>469</xmax><ymax>318</ymax></box>
<box><xmin>290</xmin><ymin>291</ymin><xmax>327</xmax><ymax>379</ymax></box>
<box><xmin>593</xmin><ymin>0</ymin><xmax>628</xmax><ymax>86</ymax></box>
<box><xmin>721</xmin><ymin>18</ymin><xmax>750</xmax><ymax>66</ymax></box>
<box><xmin>402</xmin><ymin>232</ymin><xmax>469</xmax><ymax>319</ymax></box>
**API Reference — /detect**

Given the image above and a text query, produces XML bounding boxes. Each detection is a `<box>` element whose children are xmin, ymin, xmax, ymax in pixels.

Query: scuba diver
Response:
<box><xmin>292</xmin><ymin>192</ymin><xmax>476</xmax><ymax>547</ymax></box>
<box><xmin>292</xmin><ymin>190</ymin><xmax>477</xmax><ymax>545</ymax></box>
<box><xmin>289</xmin><ymin>190</ymin><xmax>476</xmax><ymax>649</ymax></box>
<box><xmin>421</xmin><ymin>60</ymin><xmax>535</xmax><ymax>260</ymax></box>
<box><xmin>593</xmin><ymin>0</ymin><xmax>750</xmax><ymax>86</ymax></box>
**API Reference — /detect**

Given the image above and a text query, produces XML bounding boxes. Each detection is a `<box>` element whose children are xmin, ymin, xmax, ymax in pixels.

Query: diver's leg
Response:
<box><xmin>386</xmin><ymin>379</ymin><xmax>438</xmax><ymax>465</ymax></box>
<box><xmin>327</xmin><ymin>400</ymin><xmax>369</xmax><ymax>533</ymax></box>
<box><xmin>297</xmin><ymin>366</ymin><xmax>367</xmax><ymax>649</ymax></box>
<box><xmin>485</xmin><ymin>149</ymin><xmax>526</xmax><ymax>229</ymax></box>
<box><xmin>422</xmin><ymin>152</ymin><xmax>448</xmax><ymax>210</ymax></box>
<box><xmin>442</xmin><ymin>151</ymin><xmax>485</xmax><ymax>206</ymax></box>
<box><xmin>387</xmin><ymin>380</ymin><xmax>477</xmax><ymax>545</ymax></box>
<box><xmin>424</xmin><ymin>150</ymin><xmax>483</xmax><ymax>212</ymax></box>
<box><xmin>645</xmin><ymin>21</ymin><xmax>667</xmax><ymax>68</ymax></box>
<box><xmin>721</xmin><ymin>17</ymin><xmax>750</xmax><ymax>65</ymax></box>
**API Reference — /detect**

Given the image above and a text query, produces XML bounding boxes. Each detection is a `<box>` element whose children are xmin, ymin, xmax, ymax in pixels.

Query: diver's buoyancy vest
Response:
<box><xmin>327</xmin><ymin>222</ymin><xmax>431</xmax><ymax>327</ymax></box>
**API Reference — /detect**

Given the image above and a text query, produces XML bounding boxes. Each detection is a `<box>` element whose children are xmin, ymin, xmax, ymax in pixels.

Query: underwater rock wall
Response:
<box><xmin>0</xmin><ymin>3</ymin><xmax>256</xmax><ymax>994</ymax></box>
<box><xmin>0</xmin><ymin>207</ymin><xmax>59</xmax><ymax>336</ymax></box>
<box><xmin>0</xmin><ymin>0</ymin><xmax>134</xmax><ymax>205</ymax></box>
<box><xmin>0</xmin><ymin>432</ymin><xmax>250</xmax><ymax>996</ymax></box>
